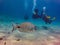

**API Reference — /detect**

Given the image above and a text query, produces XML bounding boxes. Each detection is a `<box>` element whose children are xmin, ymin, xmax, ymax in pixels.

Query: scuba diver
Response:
<box><xmin>41</xmin><ymin>14</ymin><xmax>56</xmax><ymax>24</ymax></box>
<box><xmin>40</xmin><ymin>7</ymin><xmax>56</xmax><ymax>24</ymax></box>
<box><xmin>32</xmin><ymin>9</ymin><xmax>41</xmax><ymax>19</ymax></box>
<box><xmin>32</xmin><ymin>7</ymin><xmax>56</xmax><ymax>24</ymax></box>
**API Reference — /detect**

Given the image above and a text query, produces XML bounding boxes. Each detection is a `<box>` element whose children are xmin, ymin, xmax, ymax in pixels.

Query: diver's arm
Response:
<box><xmin>51</xmin><ymin>17</ymin><xmax>56</xmax><ymax>21</ymax></box>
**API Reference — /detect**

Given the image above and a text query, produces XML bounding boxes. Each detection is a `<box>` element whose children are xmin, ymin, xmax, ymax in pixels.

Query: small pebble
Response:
<box><xmin>0</xmin><ymin>38</ymin><xmax>3</xmax><ymax>40</ymax></box>
<box><xmin>4</xmin><ymin>42</ymin><xmax>6</xmax><ymax>45</ymax></box>
<box><xmin>16</xmin><ymin>39</ymin><xmax>20</xmax><ymax>41</ymax></box>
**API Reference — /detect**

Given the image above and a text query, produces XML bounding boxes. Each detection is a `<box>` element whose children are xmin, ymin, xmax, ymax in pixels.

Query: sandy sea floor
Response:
<box><xmin>0</xmin><ymin>21</ymin><xmax>60</xmax><ymax>45</ymax></box>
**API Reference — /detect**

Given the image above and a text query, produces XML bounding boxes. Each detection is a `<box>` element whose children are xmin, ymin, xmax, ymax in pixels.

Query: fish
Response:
<box><xmin>12</xmin><ymin>22</ymin><xmax>38</xmax><ymax>32</ymax></box>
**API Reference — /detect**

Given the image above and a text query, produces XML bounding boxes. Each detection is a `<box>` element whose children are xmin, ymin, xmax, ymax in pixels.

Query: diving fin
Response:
<box><xmin>51</xmin><ymin>17</ymin><xmax>56</xmax><ymax>21</ymax></box>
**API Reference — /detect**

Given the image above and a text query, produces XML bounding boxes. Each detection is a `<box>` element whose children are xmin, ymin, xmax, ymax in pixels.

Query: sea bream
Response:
<box><xmin>12</xmin><ymin>22</ymin><xmax>38</xmax><ymax>32</ymax></box>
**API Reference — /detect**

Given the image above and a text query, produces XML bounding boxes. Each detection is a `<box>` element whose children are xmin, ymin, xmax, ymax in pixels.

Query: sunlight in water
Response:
<box><xmin>25</xmin><ymin>0</ymin><xmax>28</xmax><ymax>10</ymax></box>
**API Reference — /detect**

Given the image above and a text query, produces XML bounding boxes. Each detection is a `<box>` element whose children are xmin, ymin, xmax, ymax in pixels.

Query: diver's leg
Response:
<box><xmin>48</xmin><ymin>20</ymin><xmax>53</xmax><ymax>24</ymax></box>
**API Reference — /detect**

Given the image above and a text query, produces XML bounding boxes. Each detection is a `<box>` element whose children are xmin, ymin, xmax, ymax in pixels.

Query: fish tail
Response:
<box><xmin>12</xmin><ymin>23</ymin><xmax>17</xmax><ymax>32</ymax></box>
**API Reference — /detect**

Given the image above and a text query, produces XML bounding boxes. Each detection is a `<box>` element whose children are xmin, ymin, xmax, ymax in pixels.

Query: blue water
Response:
<box><xmin>0</xmin><ymin>0</ymin><xmax>60</xmax><ymax>25</ymax></box>
<box><xmin>0</xmin><ymin>0</ymin><xmax>60</xmax><ymax>41</ymax></box>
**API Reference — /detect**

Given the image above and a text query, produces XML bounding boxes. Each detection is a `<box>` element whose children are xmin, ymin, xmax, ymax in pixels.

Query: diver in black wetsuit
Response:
<box><xmin>41</xmin><ymin>7</ymin><xmax>56</xmax><ymax>24</ymax></box>
<box><xmin>32</xmin><ymin>7</ymin><xmax>56</xmax><ymax>24</ymax></box>
<box><xmin>32</xmin><ymin>9</ymin><xmax>41</xmax><ymax>19</ymax></box>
